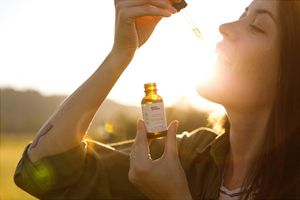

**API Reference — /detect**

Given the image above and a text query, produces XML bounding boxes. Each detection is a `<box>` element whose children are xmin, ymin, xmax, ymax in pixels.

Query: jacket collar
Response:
<box><xmin>196</xmin><ymin>132</ymin><xmax>230</xmax><ymax>169</ymax></box>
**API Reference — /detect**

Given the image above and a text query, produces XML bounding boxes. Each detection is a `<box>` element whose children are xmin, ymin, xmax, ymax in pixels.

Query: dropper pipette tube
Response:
<box><xmin>182</xmin><ymin>9</ymin><xmax>203</xmax><ymax>40</ymax></box>
<box><xmin>173</xmin><ymin>0</ymin><xmax>204</xmax><ymax>41</ymax></box>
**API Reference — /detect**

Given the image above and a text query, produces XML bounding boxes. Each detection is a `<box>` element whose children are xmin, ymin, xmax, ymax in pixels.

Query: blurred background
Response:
<box><xmin>0</xmin><ymin>0</ymin><xmax>251</xmax><ymax>199</ymax></box>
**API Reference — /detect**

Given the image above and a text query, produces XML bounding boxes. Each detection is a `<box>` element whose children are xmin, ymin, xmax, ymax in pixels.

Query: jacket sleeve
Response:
<box><xmin>14</xmin><ymin>142</ymin><xmax>89</xmax><ymax>199</ymax></box>
<box><xmin>14</xmin><ymin>128</ymin><xmax>217</xmax><ymax>199</ymax></box>
<box><xmin>14</xmin><ymin>139</ymin><xmax>147</xmax><ymax>199</ymax></box>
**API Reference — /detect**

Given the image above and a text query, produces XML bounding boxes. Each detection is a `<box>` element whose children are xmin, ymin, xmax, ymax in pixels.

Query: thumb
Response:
<box><xmin>165</xmin><ymin>120</ymin><xmax>179</xmax><ymax>156</ymax></box>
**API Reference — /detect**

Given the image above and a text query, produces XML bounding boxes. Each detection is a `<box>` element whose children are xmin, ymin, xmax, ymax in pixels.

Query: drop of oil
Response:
<box><xmin>192</xmin><ymin>28</ymin><xmax>203</xmax><ymax>40</ymax></box>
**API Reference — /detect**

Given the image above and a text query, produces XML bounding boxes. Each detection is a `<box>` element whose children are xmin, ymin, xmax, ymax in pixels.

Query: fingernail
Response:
<box><xmin>175</xmin><ymin>120</ymin><xmax>179</xmax><ymax>129</ymax></box>
<box><xmin>170</xmin><ymin>7</ymin><xmax>177</xmax><ymax>14</ymax></box>
<box><xmin>171</xmin><ymin>120</ymin><xmax>179</xmax><ymax>130</ymax></box>
<box><xmin>137</xmin><ymin>119</ymin><xmax>146</xmax><ymax>132</ymax></box>
<box><xmin>165</xmin><ymin>10</ymin><xmax>172</xmax><ymax>17</ymax></box>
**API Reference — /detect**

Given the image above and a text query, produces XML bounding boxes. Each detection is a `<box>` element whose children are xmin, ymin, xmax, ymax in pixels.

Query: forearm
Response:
<box><xmin>28</xmin><ymin>51</ymin><xmax>134</xmax><ymax>162</ymax></box>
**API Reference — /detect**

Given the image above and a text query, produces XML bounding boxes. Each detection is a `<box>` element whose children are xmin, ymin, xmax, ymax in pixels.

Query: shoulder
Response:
<box><xmin>177</xmin><ymin>127</ymin><xmax>218</xmax><ymax>150</ymax></box>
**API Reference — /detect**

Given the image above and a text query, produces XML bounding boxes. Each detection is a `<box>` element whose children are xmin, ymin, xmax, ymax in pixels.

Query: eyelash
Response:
<box><xmin>239</xmin><ymin>12</ymin><xmax>265</xmax><ymax>34</ymax></box>
<box><xmin>239</xmin><ymin>12</ymin><xmax>247</xmax><ymax>20</ymax></box>
<box><xmin>250</xmin><ymin>24</ymin><xmax>265</xmax><ymax>34</ymax></box>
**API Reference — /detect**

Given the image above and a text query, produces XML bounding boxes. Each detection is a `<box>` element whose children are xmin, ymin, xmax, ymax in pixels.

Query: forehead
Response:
<box><xmin>249</xmin><ymin>0</ymin><xmax>278</xmax><ymax>16</ymax></box>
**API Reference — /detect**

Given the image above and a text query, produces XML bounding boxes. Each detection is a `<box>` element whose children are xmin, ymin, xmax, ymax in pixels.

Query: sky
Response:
<box><xmin>0</xmin><ymin>0</ymin><xmax>252</xmax><ymax>110</ymax></box>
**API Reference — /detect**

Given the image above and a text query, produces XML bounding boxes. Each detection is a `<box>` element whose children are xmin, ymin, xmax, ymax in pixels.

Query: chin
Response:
<box><xmin>196</xmin><ymin>80</ymin><xmax>224</xmax><ymax>105</ymax></box>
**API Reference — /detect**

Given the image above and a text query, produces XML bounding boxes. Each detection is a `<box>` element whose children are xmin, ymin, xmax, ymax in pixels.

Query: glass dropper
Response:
<box><xmin>173</xmin><ymin>0</ymin><xmax>204</xmax><ymax>41</ymax></box>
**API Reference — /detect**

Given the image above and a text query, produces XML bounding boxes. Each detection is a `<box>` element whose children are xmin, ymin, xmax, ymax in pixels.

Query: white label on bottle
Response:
<box><xmin>142</xmin><ymin>102</ymin><xmax>167</xmax><ymax>133</ymax></box>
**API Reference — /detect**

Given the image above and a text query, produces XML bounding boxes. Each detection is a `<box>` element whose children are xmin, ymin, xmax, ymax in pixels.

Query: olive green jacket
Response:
<box><xmin>14</xmin><ymin>128</ymin><xmax>230</xmax><ymax>199</ymax></box>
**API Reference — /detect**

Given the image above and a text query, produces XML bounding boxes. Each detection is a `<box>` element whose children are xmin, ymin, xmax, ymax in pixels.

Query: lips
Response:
<box><xmin>216</xmin><ymin>42</ymin><xmax>233</xmax><ymax>65</ymax></box>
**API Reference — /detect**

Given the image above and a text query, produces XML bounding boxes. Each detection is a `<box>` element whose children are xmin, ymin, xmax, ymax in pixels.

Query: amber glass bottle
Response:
<box><xmin>141</xmin><ymin>83</ymin><xmax>167</xmax><ymax>138</ymax></box>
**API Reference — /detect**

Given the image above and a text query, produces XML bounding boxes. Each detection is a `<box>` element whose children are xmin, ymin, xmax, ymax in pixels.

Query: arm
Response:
<box><xmin>28</xmin><ymin>51</ymin><xmax>132</xmax><ymax>162</ymax></box>
<box><xmin>28</xmin><ymin>0</ymin><xmax>177</xmax><ymax>162</ymax></box>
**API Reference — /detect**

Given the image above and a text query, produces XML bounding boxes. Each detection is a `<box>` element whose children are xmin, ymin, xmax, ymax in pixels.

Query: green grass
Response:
<box><xmin>0</xmin><ymin>133</ymin><xmax>37</xmax><ymax>200</ymax></box>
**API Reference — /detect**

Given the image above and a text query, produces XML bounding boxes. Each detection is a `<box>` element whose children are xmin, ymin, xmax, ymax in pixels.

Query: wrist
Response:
<box><xmin>110</xmin><ymin>46</ymin><xmax>136</xmax><ymax>64</ymax></box>
<box><xmin>104</xmin><ymin>49</ymin><xmax>135</xmax><ymax>73</ymax></box>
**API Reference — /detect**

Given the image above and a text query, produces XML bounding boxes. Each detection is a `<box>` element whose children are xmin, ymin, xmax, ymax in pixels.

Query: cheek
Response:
<box><xmin>197</xmin><ymin>42</ymin><xmax>279</xmax><ymax>110</ymax></box>
<box><xmin>239</xmin><ymin>44</ymin><xmax>279</xmax><ymax>96</ymax></box>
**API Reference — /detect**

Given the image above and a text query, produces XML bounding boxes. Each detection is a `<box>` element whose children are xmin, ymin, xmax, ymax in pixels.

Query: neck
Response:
<box><xmin>223</xmin><ymin>106</ymin><xmax>272</xmax><ymax>189</ymax></box>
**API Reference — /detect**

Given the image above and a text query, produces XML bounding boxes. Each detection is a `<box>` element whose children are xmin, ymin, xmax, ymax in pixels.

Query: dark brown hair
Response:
<box><xmin>218</xmin><ymin>0</ymin><xmax>300</xmax><ymax>199</ymax></box>
<box><xmin>244</xmin><ymin>0</ymin><xmax>300</xmax><ymax>198</ymax></box>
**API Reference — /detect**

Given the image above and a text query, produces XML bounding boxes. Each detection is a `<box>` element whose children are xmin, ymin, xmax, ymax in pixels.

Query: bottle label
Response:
<box><xmin>142</xmin><ymin>102</ymin><xmax>167</xmax><ymax>133</ymax></box>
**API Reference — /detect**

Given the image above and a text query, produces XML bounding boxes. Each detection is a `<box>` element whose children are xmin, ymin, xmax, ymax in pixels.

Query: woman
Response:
<box><xmin>14</xmin><ymin>0</ymin><xmax>300</xmax><ymax>199</ymax></box>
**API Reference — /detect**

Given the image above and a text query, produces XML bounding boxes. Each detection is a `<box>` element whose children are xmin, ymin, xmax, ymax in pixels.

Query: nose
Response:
<box><xmin>219</xmin><ymin>22</ymin><xmax>237</xmax><ymax>41</ymax></box>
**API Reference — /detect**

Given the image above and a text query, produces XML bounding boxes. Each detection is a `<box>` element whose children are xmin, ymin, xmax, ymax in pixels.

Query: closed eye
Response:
<box><xmin>250</xmin><ymin>24</ymin><xmax>265</xmax><ymax>34</ymax></box>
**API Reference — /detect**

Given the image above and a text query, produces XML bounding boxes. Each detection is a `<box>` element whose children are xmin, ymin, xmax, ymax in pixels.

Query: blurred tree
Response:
<box><xmin>0</xmin><ymin>88</ymin><xmax>65</xmax><ymax>134</ymax></box>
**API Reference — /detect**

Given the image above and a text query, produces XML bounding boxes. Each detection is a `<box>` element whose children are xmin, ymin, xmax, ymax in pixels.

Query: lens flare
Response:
<box><xmin>104</xmin><ymin>122</ymin><xmax>114</xmax><ymax>133</ymax></box>
<box><xmin>32</xmin><ymin>162</ymin><xmax>54</xmax><ymax>191</ymax></box>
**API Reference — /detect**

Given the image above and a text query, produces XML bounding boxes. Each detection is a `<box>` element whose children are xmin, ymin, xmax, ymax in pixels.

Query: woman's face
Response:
<box><xmin>197</xmin><ymin>0</ymin><xmax>280</xmax><ymax>112</ymax></box>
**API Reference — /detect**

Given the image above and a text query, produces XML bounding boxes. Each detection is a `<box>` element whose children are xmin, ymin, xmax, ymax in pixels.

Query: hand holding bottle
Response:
<box><xmin>111</xmin><ymin>0</ymin><xmax>179</xmax><ymax>60</ymax></box>
<box><xmin>128</xmin><ymin>120</ymin><xmax>192</xmax><ymax>200</ymax></box>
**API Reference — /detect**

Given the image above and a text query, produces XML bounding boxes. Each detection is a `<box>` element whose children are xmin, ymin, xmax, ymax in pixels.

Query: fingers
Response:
<box><xmin>116</xmin><ymin>0</ymin><xmax>177</xmax><ymax>12</ymax></box>
<box><xmin>130</xmin><ymin>120</ymin><xmax>151</xmax><ymax>166</ymax></box>
<box><xmin>121</xmin><ymin>6</ymin><xmax>172</xmax><ymax>19</ymax></box>
<box><xmin>135</xmin><ymin>119</ymin><xmax>150</xmax><ymax>160</ymax></box>
<box><xmin>171</xmin><ymin>0</ymin><xmax>182</xmax><ymax>3</ymax></box>
<box><xmin>164</xmin><ymin>120</ymin><xmax>179</xmax><ymax>156</ymax></box>
<box><xmin>129</xmin><ymin>120</ymin><xmax>152</xmax><ymax>183</ymax></box>
<box><xmin>115</xmin><ymin>0</ymin><xmax>177</xmax><ymax>19</ymax></box>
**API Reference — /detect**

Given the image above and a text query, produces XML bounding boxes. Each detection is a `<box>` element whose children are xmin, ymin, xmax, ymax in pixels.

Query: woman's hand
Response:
<box><xmin>128</xmin><ymin>120</ymin><xmax>193</xmax><ymax>200</ymax></box>
<box><xmin>112</xmin><ymin>0</ymin><xmax>178</xmax><ymax>59</ymax></box>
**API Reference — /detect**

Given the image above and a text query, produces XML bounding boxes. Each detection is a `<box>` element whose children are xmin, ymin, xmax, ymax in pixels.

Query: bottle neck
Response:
<box><xmin>145</xmin><ymin>89</ymin><xmax>157</xmax><ymax>96</ymax></box>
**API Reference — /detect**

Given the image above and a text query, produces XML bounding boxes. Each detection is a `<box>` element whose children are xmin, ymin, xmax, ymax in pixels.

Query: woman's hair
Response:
<box><xmin>244</xmin><ymin>0</ymin><xmax>300</xmax><ymax>198</ymax></box>
<box><xmin>213</xmin><ymin>0</ymin><xmax>300</xmax><ymax>198</ymax></box>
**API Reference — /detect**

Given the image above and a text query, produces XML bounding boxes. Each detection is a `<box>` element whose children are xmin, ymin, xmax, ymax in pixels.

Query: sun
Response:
<box><xmin>170</xmin><ymin>38</ymin><xmax>224</xmax><ymax>113</ymax></box>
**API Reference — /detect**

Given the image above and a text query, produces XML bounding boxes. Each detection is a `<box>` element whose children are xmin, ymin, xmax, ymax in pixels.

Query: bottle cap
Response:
<box><xmin>144</xmin><ymin>83</ymin><xmax>156</xmax><ymax>88</ymax></box>
<box><xmin>144</xmin><ymin>83</ymin><xmax>157</xmax><ymax>93</ymax></box>
<box><xmin>172</xmin><ymin>0</ymin><xmax>188</xmax><ymax>12</ymax></box>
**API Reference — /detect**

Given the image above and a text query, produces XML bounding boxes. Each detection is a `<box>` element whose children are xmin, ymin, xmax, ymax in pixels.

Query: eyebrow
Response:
<box><xmin>245</xmin><ymin>7</ymin><xmax>277</xmax><ymax>24</ymax></box>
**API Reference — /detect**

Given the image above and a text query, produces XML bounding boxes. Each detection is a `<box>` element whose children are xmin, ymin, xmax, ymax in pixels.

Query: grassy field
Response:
<box><xmin>0</xmin><ymin>133</ymin><xmax>37</xmax><ymax>200</ymax></box>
